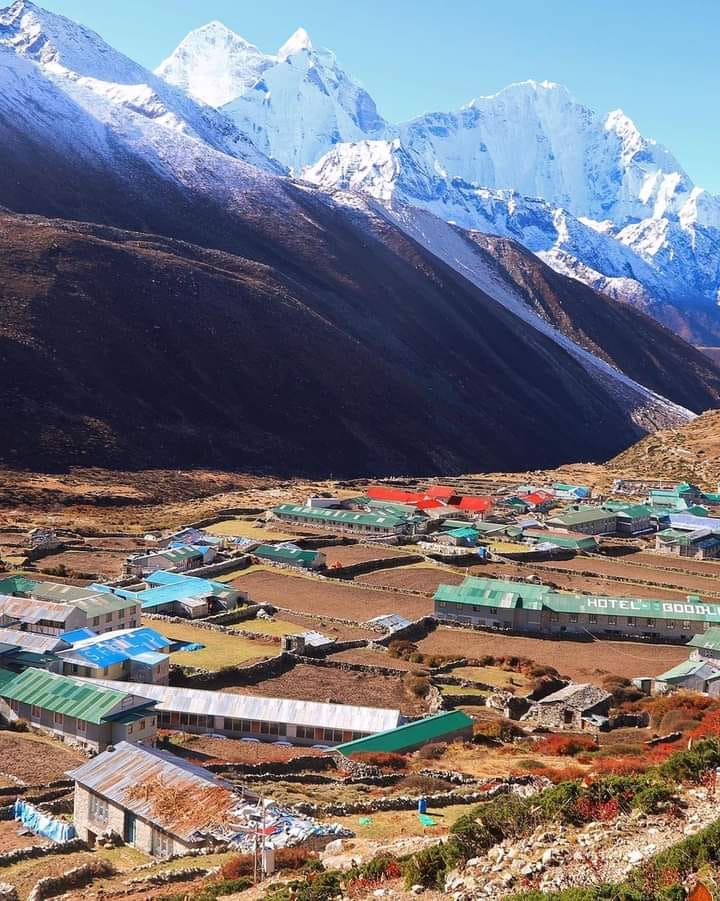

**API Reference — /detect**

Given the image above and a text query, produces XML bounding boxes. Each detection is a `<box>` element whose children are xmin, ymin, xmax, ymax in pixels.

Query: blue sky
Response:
<box><xmin>40</xmin><ymin>0</ymin><xmax>720</xmax><ymax>192</ymax></box>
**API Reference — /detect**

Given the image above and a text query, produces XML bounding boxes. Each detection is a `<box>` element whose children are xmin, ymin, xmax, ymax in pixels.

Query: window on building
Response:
<box><xmin>627</xmin><ymin>617</ymin><xmax>636</xmax><ymax>626</ymax></box>
<box><xmin>589</xmin><ymin>615</ymin><xmax>598</xmax><ymax>624</ymax></box>
<box><xmin>682</xmin><ymin>621</ymin><xmax>692</xmax><ymax>631</ymax></box>
<box><xmin>569</xmin><ymin>615</ymin><xmax>578</xmax><ymax>623</ymax></box>
<box><xmin>128</xmin><ymin>723</ymin><xmax>134</xmax><ymax>734</ymax></box>
<box><xmin>438</xmin><ymin>602</ymin><xmax>446</xmax><ymax>609</ymax></box>
<box><xmin>53</xmin><ymin>711</ymin><xmax>63</xmax><ymax>726</ymax></box>
<box><xmin>296</xmin><ymin>725</ymin><xmax>314</xmax><ymax>740</ymax></box>
<box><xmin>608</xmin><ymin>616</ymin><xmax>617</xmax><ymax>625</ymax></box>
<box><xmin>666</xmin><ymin>621</ymin><xmax>676</xmax><ymax>630</ymax></box>
<box><xmin>489</xmin><ymin>607</ymin><xmax>498</xmax><ymax>615</ymax></box>
<box><xmin>77</xmin><ymin>719</ymin><xmax>87</xmax><ymax>733</ymax></box>
<box><xmin>31</xmin><ymin>705</ymin><xmax>41</xmax><ymax>718</ymax></box>
<box><xmin>646</xmin><ymin>618</ymin><xmax>655</xmax><ymax>626</ymax></box>
<box><xmin>550</xmin><ymin>613</ymin><xmax>559</xmax><ymax>623</ymax></box>
<box><xmin>88</xmin><ymin>793</ymin><xmax>108</xmax><ymax>825</ymax></box>
<box><xmin>105</xmin><ymin>613</ymin><xmax>112</xmax><ymax>623</ymax></box>
<box><xmin>93</xmin><ymin>616</ymin><xmax>100</xmax><ymax>626</ymax></box>
<box><xmin>323</xmin><ymin>728</ymin><xmax>344</xmax><ymax>743</ymax></box>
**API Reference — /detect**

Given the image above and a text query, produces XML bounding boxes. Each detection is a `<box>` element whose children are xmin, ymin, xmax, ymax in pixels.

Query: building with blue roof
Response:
<box><xmin>94</xmin><ymin>572</ymin><xmax>245</xmax><ymax>619</ymax></box>
<box><xmin>56</xmin><ymin>627</ymin><xmax>172</xmax><ymax>684</ymax></box>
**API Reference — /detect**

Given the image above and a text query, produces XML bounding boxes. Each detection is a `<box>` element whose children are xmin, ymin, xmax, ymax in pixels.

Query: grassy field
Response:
<box><xmin>235</xmin><ymin>617</ymin><xmax>304</xmax><ymax>637</ymax></box>
<box><xmin>145</xmin><ymin>617</ymin><xmax>278</xmax><ymax>669</ymax></box>
<box><xmin>206</xmin><ymin>520</ymin><xmax>299</xmax><ymax>540</ymax></box>
<box><xmin>320</xmin><ymin>803</ymin><xmax>475</xmax><ymax>840</ymax></box>
<box><xmin>451</xmin><ymin>665</ymin><xmax>532</xmax><ymax>693</ymax></box>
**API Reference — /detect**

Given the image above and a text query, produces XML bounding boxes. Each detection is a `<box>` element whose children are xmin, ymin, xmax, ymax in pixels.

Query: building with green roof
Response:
<box><xmin>335</xmin><ymin>710</ymin><xmax>473</xmax><ymax>756</ymax></box>
<box><xmin>272</xmin><ymin>504</ymin><xmax>416</xmax><ymax>536</ymax></box>
<box><xmin>0</xmin><ymin>668</ymin><xmax>157</xmax><ymax>752</ymax></box>
<box><xmin>434</xmin><ymin>575</ymin><xmax>720</xmax><ymax>642</ymax></box>
<box><xmin>253</xmin><ymin>544</ymin><xmax>326</xmax><ymax>569</ymax></box>
<box><xmin>546</xmin><ymin>506</ymin><xmax>618</xmax><ymax>535</ymax></box>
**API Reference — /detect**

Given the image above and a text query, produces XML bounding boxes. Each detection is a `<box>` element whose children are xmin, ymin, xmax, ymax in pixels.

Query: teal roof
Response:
<box><xmin>0</xmin><ymin>668</ymin><xmax>152</xmax><ymax>724</ymax></box>
<box><xmin>689</xmin><ymin>628</ymin><xmax>720</xmax><ymax>652</ymax></box>
<box><xmin>253</xmin><ymin>545</ymin><xmax>321</xmax><ymax>565</ymax></box>
<box><xmin>655</xmin><ymin>659</ymin><xmax>708</xmax><ymax>682</ymax></box>
<box><xmin>0</xmin><ymin>668</ymin><xmax>16</xmax><ymax>691</ymax></box>
<box><xmin>522</xmin><ymin>529</ymin><xmax>598</xmax><ymax>550</ymax></box>
<box><xmin>336</xmin><ymin>711</ymin><xmax>473</xmax><ymax>755</ymax></box>
<box><xmin>273</xmin><ymin>504</ymin><xmax>409</xmax><ymax>528</ymax></box>
<box><xmin>446</xmin><ymin>527</ymin><xmax>480</xmax><ymax>540</ymax></box>
<box><xmin>435</xmin><ymin>577</ymin><xmax>548</xmax><ymax>611</ymax></box>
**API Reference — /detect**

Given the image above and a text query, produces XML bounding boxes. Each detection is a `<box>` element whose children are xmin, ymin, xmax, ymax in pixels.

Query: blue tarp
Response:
<box><xmin>178</xmin><ymin>642</ymin><xmax>205</xmax><ymax>652</ymax></box>
<box><xmin>14</xmin><ymin>799</ymin><xmax>76</xmax><ymax>843</ymax></box>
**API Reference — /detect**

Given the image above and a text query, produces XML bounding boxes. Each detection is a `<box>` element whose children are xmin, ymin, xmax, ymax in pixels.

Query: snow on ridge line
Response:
<box><xmin>325</xmin><ymin>187</ymin><xmax>693</xmax><ymax>431</ymax></box>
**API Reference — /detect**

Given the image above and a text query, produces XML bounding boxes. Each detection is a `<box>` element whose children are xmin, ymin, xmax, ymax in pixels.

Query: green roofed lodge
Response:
<box><xmin>434</xmin><ymin>576</ymin><xmax>720</xmax><ymax>642</ymax></box>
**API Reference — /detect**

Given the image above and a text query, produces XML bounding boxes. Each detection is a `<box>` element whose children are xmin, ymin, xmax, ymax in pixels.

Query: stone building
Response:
<box><xmin>526</xmin><ymin>683</ymin><xmax>612</xmax><ymax>731</ymax></box>
<box><xmin>69</xmin><ymin>741</ymin><xmax>258</xmax><ymax>856</ymax></box>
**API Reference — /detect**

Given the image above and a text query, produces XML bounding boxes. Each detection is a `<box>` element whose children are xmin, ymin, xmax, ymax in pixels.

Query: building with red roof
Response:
<box><xmin>457</xmin><ymin>496</ymin><xmax>493</xmax><ymax>514</ymax></box>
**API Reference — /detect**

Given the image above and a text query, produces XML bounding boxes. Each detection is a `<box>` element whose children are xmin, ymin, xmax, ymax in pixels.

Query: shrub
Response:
<box><xmin>602</xmin><ymin>674</ymin><xmax>644</xmax><ymax>705</ymax></box>
<box><xmin>473</xmin><ymin>718</ymin><xmax>523</xmax><ymax>743</ymax></box>
<box><xmin>395</xmin><ymin>774</ymin><xmax>452</xmax><ymax>794</ymax></box>
<box><xmin>631</xmin><ymin>783</ymin><xmax>676</xmax><ymax>814</ymax></box>
<box><xmin>349</xmin><ymin>751</ymin><xmax>407</xmax><ymax>770</ymax></box>
<box><xmin>221</xmin><ymin>854</ymin><xmax>255</xmax><ymax>879</ymax></box>
<box><xmin>415</xmin><ymin>742</ymin><xmax>447</xmax><ymax>760</ymax></box>
<box><xmin>659</xmin><ymin>711</ymin><xmax>702</xmax><ymax>735</ymax></box>
<box><xmin>275</xmin><ymin>847</ymin><xmax>317</xmax><ymax>871</ymax></box>
<box><xmin>359</xmin><ymin>853</ymin><xmax>402</xmax><ymax>880</ymax></box>
<box><xmin>403</xmin><ymin>841</ymin><xmax>456</xmax><ymax>889</ymax></box>
<box><xmin>534</xmin><ymin>734</ymin><xmax>596</xmax><ymax>757</ymax></box>
<box><xmin>405</xmin><ymin>674</ymin><xmax>430</xmax><ymax>698</ymax></box>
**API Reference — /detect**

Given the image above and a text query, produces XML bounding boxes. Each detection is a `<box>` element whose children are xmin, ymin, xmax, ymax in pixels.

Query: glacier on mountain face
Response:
<box><xmin>157</xmin><ymin>23</ymin><xmax>389</xmax><ymax>173</ymax></box>
<box><xmin>156</xmin><ymin>21</ymin><xmax>720</xmax><ymax>322</ymax></box>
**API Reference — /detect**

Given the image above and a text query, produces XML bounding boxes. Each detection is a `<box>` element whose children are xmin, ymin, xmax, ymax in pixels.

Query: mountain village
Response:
<box><xmin>2</xmin><ymin>463</ymin><xmax>720</xmax><ymax>898</ymax></box>
<box><xmin>1</xmin><ymin>0</ymin><xmax>720</xmax><ymax>898</ymax></box>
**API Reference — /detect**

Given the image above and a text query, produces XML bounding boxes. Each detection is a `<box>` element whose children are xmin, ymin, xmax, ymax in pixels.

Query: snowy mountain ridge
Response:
<box><xmin>157</xmin><ymin>21</ymin><xmax>720</xmax><ymax>334</ymax></box>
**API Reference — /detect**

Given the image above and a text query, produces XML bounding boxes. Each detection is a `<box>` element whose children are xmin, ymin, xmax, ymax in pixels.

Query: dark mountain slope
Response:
<box><xmin>0</xmin><ymin>210</ymin><xmax>645</xmax><ymax>474</ymax></box>
<box><xmin>465</xmin><ymin>231</ymin><xmax>720</xmax><ymax>415</ymax></box>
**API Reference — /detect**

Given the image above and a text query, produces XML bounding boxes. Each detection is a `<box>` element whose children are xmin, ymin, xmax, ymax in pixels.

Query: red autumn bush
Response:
<box><xmin>275</xmin><ymin>848</ymin><xmax>317</xmax><ymax>871</ymax></box>
<box><xmin>221</xmin><ymin>854</ymin><xmax>255</xmax><ymax>879</ymax></box>
<box><xmin>349</xmin><ymin>751</ymin><xmax>407</xmax><ymax>770</ymax></box>
<box><xmin>534</xmin><ymin>734</ymin><xmax>596</xmax><ymax>757</ymax></box>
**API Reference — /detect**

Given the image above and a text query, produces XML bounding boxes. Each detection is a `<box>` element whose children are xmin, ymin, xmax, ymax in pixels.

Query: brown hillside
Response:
<box><xmin>609</xmin><ymin>410</ymin><xmax>720</xmax><ymax>487</ymax></box>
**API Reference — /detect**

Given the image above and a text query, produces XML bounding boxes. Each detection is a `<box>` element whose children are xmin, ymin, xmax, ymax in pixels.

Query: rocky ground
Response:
<box><xmin>445</xmin><ymin>786</ymin><xmax>719</xmax><ymax>898</ymax></box>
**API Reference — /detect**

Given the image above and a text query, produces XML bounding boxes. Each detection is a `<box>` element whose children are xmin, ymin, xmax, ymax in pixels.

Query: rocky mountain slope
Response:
<box><xmin>609</xmin><ymin>409</ymin><xmax>720</xmax><ymax>486</ymax></box>
<box><xmin>1</xmin><ymin>1</ymin><xmax>719</xmax><ymax>473</ymax></box>
<box><xmin>158</xmin><ymin>22</ymin><xmax>720</xmax><ymax>339</ymax></box>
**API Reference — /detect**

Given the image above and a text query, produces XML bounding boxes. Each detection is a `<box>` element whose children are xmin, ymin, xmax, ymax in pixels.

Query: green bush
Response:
<box><xmin>403</xmin><ymin>841</ymin><xmax>456</xmax><ymax>889</ymax></box>
<box><xmin>630</xmin><ymin>783</ymin><xmax>675</xmax><ymax>814</ymax></box>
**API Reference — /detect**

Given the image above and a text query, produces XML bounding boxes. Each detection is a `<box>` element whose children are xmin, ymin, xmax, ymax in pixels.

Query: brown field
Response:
<box><xmin>356</xmin><ymin>566</ymin><xmax>465</xmax><ymax>594</ymax></box>
<box><xmin>34</xmin><ymin>548</ymin><xmax>126</xmax><ymax>578</ymax></box>
<box><xmin>318</xmin><ymin>543</ymin><xmax>408</xmax><ymax>566</ymax></box>
<box><xmin>0</xmin><ymin>732</ymin><xmax>85</xmax><ymax>783</ymax></box>
<box><xmin>175</xmin><ymin>735</ymin><xmax>328</xmax><ymax>764</ymax></box>
<box><xmin>0</xmin><ymin>820</ymin><xmax>47</xmax><ymax>853</ymax></box>
<box><xmin>86</xmin><ymin>537</ymin><xmax>151</xmax><ymax>550</ymax></box>
<box><xmin>416</xmin><ymin>626</ymin><xmax>688</xmax><ymax>682</ymax></box>
<box><xmin>530</xmin><ymin>555</ymin><xmax>720</xmax><ymax>595</ymax></box>
<box><xmin>231</xmin><ymin>570</ymin><xmax>433</xmax><ymax>621</ymax></box>
<box><xmin>477</xmin><ymin>559</ymin><xmax>691</xmax><ymax>602</ymax></box>
<box><xmin>224</xmin><ymin>662</ymin><xmax>430</xmax><ymax>715</ymax></box>
<box><xmin>270</xmin><ymin>611</ymin><xmax>378</xmax><ymax>641</ymax></box>
<box><xmin>631</xmin><ymin>551</ymin><xmax>720</xmax><ymax>577</ymax></box>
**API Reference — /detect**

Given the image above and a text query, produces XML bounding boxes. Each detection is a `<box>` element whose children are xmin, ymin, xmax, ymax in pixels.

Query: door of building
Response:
<box><xmin>124</xmin><ymin>812</ymin><xmax>137</xmax><ymax>844</ymax></box>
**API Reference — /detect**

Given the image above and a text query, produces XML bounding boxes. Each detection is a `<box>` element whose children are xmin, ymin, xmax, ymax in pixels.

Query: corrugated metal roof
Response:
<box><xmin>689</xmin><ymin>628</ymin><xmax>720</xmax><ymax>652</ymax></box>
<box><xmin>61</xmin><ymin>628</ymin><xmax>98</xmax><ymax>643</ymax></box>
<box><xmin>0</xmin><ymin>628</ymin><xmax>69</xmax><ymax>654</ymax></box>
<box><xmin>273</xmin><ymin>504</ymin><xmax>409</xmax><ymax>528</ymax></box>
<box><xmin>336</xmin><ymin>711</ymin><xmax>473</xmax><ymax>755</ymax></box>
<box><xmin>0</xmin><ymin>595</ymin><xmax>78</xmax><ymax>625</ymax></box>
<box><xmin>77</xmin><ymin>678</ymin><xmax>401</xmax><ymax>735</ymax></box>
<box><xmin>254</xmin><ymin>545</ymin><xmax>320</xmax><ymax>564</ymax></box>
<box><xmin>57</xmin><ymin>627</ymin><xmax>170</xmax><ymax>670</ymax></box>
<box><xmin>547</xmin><ymin>507</ymin><xmax>616</xmax><ymax>526</ymax></box>
<box><xmin>0</xmin><ymin>669</ymin><xmax>153</xmax><ymax>724</ymax></box>
<box><xmin>67</xmin><ymin>741</ymin><xmax>254</xmax><ymax>842</ymax></box>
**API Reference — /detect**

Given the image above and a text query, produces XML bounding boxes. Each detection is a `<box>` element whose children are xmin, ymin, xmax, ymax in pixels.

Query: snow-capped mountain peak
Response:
<box><xmin>155</xmin><ymin>21</ymin><xmax>271</xmax><ymax>107</ymax></box>
<box><xmin>278</xmin><ymin>27</ymin><xmax>313</xmax><ymax>60</ymax></box>
<box><xmin>0</xmin><ymin>0</ymin><xmax>277</xmax><ymax>171</ymax></box>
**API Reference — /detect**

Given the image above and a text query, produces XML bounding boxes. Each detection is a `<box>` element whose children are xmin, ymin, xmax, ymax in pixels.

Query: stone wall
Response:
<box><xmin>326</xmin><ymin>555</ymin><xmax>424</xmax><ymax>580</ymax></box>
<box><xmin>205</xmin><ymin>755</ymin><xmax>336</xmax><ymax>777</ymax></box>
<box><xmin>170</xmin><ymin>652</ymin><xmax>293</xmax><ymax>689</ymax></box>
<box><xmin>0</xmin><ymin>838</ymin><xmax>86</xmax><ymax>870</ymax></box>
<box><xmin>28</xmin><ymin>858</ymin><xmax>115</xmax><ymax>901</ymax></box>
